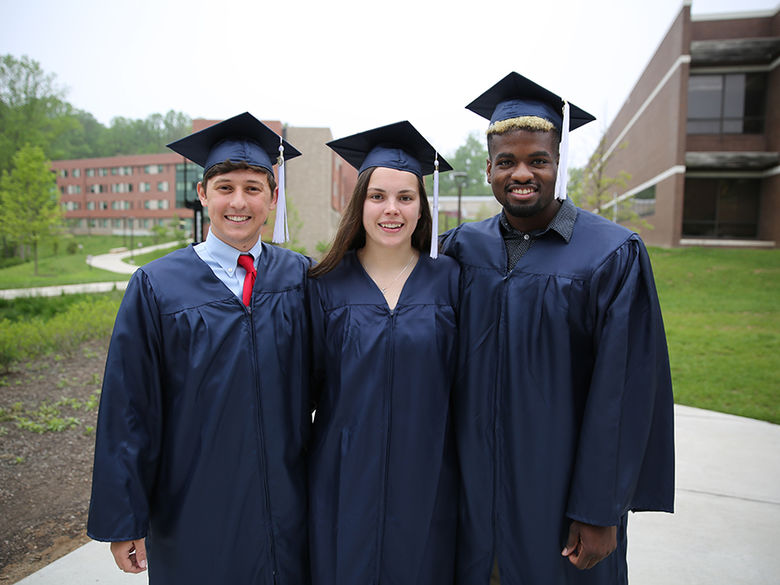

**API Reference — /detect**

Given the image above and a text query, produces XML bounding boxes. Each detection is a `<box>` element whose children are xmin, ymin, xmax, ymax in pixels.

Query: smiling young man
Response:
<box><xmin>440</xmin><ymin>73</ymin><xmax>675</xmax><ymax>585</ymax></box>
<box><xmin>87</xmin><ymin>113</ymin><xmax>313</xmax><ymax>584</ymax></box>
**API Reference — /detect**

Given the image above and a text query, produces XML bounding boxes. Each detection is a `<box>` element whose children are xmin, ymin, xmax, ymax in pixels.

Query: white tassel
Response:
<box><xmin>555</xmin><ymin>100</ymin><xmax>570</xmax><ymax>201</ymax></box>
<box><xmin>272</xmin><ymin>139</ymin><xmax>289</xmax><ymax>244</ymax></box>
<box><xmin>429</xmin><ymin>156</ymin><xmax>440</xmax><ymax>259</ymax></box>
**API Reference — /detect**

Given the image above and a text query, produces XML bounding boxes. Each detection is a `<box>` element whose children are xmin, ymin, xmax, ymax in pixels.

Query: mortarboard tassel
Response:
<box><xmin>555</xmin><ymin>100</ymin><xmax>571</xmax><ymax>201</ymax></box>
<box><xmin>429</xmin><ymin>156</ymin><xmax>440</xmax><ymax>258</ymax></box>
<box><xmin>272</xmin><ymin>138</ymin><xmax>289</xmax><ymax>243</ymax></box>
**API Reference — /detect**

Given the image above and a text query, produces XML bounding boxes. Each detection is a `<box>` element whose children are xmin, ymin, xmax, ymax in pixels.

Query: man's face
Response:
<box><xmin>196</xmin><ymin>168</ymin><xmax>277</xmax><ymax>252</ymax></box>
<box><xmin>487</xmin><ymin>129</ymin><xmax>559</xmax><ymax>231</ymax></box>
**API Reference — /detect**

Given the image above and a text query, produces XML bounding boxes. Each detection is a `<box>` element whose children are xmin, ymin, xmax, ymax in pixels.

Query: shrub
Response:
<box><xmin>0</xmin><ymin>294</ymin><xmax>121</xmax><ymax>372</ymax></box>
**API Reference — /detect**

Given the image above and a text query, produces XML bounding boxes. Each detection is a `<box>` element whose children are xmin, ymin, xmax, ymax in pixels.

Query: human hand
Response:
<box><xmin>110</xmin><ymin>539</ymin><xmax>148</xmax><ymax>573</ymax></box>
<box><xmin>561</xmin><ymin>520</ymin><xmax>617</xmax><ymax>570</ymax></box>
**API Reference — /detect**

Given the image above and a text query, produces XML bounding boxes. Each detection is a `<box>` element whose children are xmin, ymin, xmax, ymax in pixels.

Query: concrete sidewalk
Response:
<box><xmin>14</xmin><ymin>405</ymin><xmax>780</xmax><ymax>584</ymax></box>
<box><xmin>0</xmin><ymin>242</ymin><xmax>182</xmax><ymax>300</ymax></box>
<box><xmin>86</xmin><ymin>242</ymin><xmax>181</xmax><ymax>275</ymax></box>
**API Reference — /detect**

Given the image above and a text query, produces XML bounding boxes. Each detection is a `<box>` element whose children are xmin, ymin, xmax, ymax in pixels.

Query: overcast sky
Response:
<box><xmin>2</xmin><ymin>0</ymin><xmax>777</xmax><ymax>167</ymax></box>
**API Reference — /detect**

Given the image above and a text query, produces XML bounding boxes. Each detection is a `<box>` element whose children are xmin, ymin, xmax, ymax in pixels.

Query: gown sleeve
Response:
<box><xmin>566</xmin><ymin>236</ymin><xmax>675</xmax><ymax>526</ymax></box>
<box><xmin>87</xmin><ymin>270</ymin><xmax>164</xmax><ymax>541</ymax></box>
<box><xmin>307</xmin><ymin>277</ymin><xmax>327</xmax><ymax>414</ymax></box>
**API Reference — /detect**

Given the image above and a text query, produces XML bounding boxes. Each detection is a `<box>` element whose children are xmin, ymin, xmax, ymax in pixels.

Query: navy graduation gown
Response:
<box><xmin>308</xmin><ymin>251</ymin><xmax>459</xmax><ymax>585</ymax></box>
<box><xmin>440</xmin><ymin>209</ymin><xmax>674</xmax><ymax>585</ymax></box>
<box><xmin>88</xmin><ymin>244</ymin><xmax>312</xmax><ymax>585</ymax></box>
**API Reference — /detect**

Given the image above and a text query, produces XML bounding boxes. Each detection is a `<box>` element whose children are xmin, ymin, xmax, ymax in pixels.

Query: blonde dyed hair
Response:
<box><xmin>487</xmin><ymin>116</ymin><xmax>555</xmax><ymax>135</ymax></box>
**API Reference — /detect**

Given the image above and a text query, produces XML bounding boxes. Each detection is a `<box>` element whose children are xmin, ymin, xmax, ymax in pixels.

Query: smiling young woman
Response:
<box><xmin>307</xmin><ymin>122</ymin><xmax>460</xmax><ymax>585</ymax></box>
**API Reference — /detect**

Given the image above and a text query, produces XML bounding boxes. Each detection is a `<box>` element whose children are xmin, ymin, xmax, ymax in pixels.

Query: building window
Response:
<box><xmin>58</xmin><ymin>169</ymin><xmax>68</xmax><ymax>178</ymax></box>
<box><xmin>139</xmin><ymin>182</ymin><xmax>151</xmax><ymax>192</ymax></box>
<box><xmin>86</xmin><ymin>168</ymin><xmax>96</xmax><ymax>177</ymax></box>
<box><xmin>145</xmin><ymin>164</ymin><xmax>164</xmax><ymax>175</ymax></box>
<box><xmin>687</xmin><ymin>73</ymin><xmax>766</xmax><ymax>134</ymax></box>
<box><xmin>111</xmin><ymin>166</ymin><xmax>133</xmax><ymax>176</ymax></box>
<box><xmin>157</xmin><ymin>181</ymin><xmax>169</xmax><ymax>192</ymax></box>
<box><xmin>66</xmin><ymin>184</ymin><xmax>81</xmax><ymax>194</ymax></box>
<box><xmin>631</xmin><ymin>186</ymin><xmax>656</xmax><ymax>217</ymax></box>
<box><xmin>72</xmin><ymin>168</ymin><xmax>81</xmax><ymax>178</ymax></box>
<box><xmin>683</xmin><ymin>178</ymin><xmax>760</xmax><ymax>238</ymax></box>
<box><xmin>90</xmin><ymin>184</ymin><xmax>106</xmax><ymax>194</ymax></box>
<box><xmin>159</xmin><ymin>199</ymin><xmax>169</xmax><ymax>210</ymax></box>
<box><xmin>175</xmin><ymin>162</ymin><xmax>201</xmax><ymax>208</ymax></box>
<box><xmin>111</xmin><ymin>183</ymin><xmax>133</xmax><ymax>193</ymax></box>
<box><xmin>98</xmin><ymin>168</ymin><xmax>109</xmax><ymax>176</ymax></box>
<box><xmin>87</xmin><ymin>201</ymin><xmax>96</xmax><ymax>210</ymax></box>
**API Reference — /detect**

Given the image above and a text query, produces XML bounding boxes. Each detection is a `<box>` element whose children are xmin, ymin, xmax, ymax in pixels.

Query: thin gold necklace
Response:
<box><xmin>373</xmin><ymin>254</ymin><xmax>415</xmax><ymax>294</ymax></box>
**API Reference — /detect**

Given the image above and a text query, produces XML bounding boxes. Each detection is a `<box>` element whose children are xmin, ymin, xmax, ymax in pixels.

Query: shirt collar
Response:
<box><xmin>203</xmin><ymin>229</ymin><xmax>263</xmax><ymax>273</ymax></box>
<box><xmin>499</xmin><ymin>198</ymin><xmax>577</xmax><ymax>243</ymax></box>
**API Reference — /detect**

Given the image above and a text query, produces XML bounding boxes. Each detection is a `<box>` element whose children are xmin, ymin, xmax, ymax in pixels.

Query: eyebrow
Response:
<box><xmin>495</xmin><ymin>150</ymin><xmax>552</xmax><ymax>159</ymax></box>
<box><xmin>367</xmin><ymin>187</ymin><xmax>418</xmax><ymax>195</ymax></box>
<box><xmin>213</xmin><ymin>177</ymin><xmax>266</xmax><ymax>185</ymax></box>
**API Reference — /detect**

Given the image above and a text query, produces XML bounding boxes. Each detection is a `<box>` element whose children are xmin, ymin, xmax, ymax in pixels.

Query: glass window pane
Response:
<box><xmin>687</xmin><ymin>120</ymin><xmax>721</xmax><ymax>133</ymax></box>
<box><xmin>688</xmin><ymin>75</ymin><xmax>723</xmax><ymax>119</ymax></box>
<box><xmin>723</xmin><ymin>74</ymin><xmax>745</xmax><ymax>118</ymax></box>
<box><xmin>684</xmin><ymin>179</ymin><xmax>717</xmax><ymax>221</ymax></box>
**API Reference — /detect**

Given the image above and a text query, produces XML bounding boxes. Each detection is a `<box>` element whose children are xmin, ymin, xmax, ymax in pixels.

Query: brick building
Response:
<box><xmin>595</xmin><ymin>1</ymin><xmax>779</xmax><ymax>248</ymax></box>
<box><xmin>52</xmin><ymin>119</ymin><xmax>356</xmax><ymax>256</ymax></box>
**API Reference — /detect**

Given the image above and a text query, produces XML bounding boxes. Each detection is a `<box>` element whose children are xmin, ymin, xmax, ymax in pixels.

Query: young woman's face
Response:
<box><xmin>362</xmin><ymin>167</ymin><xmax>421</xmax><ymax>250</ymax></box>
<box><xmin>363</xmin><ymin>167</ymin><xmax>420</xmax><ymax>247</ymax></box>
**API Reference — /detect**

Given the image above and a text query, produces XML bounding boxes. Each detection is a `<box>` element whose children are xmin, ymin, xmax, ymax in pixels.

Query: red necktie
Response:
<box><xmin>237</xmin><ymin>254</ymin><xmax>256</xmax><ymax>306</ymax></box>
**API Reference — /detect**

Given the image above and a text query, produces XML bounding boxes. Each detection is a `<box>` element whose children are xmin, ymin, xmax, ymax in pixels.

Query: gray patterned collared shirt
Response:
<box><xmin>498</xmin><ymin>198</ymin><xmax>577</xmax><ymax>272</ymax></box>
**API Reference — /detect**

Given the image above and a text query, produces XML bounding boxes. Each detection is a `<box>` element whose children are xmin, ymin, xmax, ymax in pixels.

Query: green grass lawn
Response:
<box><xmin>649</xmin><ymin>247</ymin><xmax>779</xmax><ymax>423</ymax></box>
<box><xmin>0</xmin><ymin>236</ymin><xmax>161</xmax><ymax>289</ymax></box>
<box><xmin>126</xmin><ymin>243</ymin><xmax>187</xmax><ymax>267</ymax></box>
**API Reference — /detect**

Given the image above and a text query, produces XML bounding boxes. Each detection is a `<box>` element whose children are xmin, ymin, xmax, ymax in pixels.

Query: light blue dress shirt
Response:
<box><xmin>194</xmin><ymin>229</ymin><xmax>262</xmax><ymax>301</ymax></box>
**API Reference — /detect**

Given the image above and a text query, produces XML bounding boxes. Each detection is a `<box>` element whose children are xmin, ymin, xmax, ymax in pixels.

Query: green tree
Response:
<box><xmin>102</xmin><ymin>110</ymin><xmax>192</xmax><ymax>156</ymax></box>
<box><xmin>0</xmin><ymin>55</ymin><xmax>79</xmax><ymax>173</ymax></box>
<box><xmin>437</xmin><ymin>131</ymin><xmax>491</xmax><ymax>197</ymax></box>
<box><xmin>567</xmin><ymin>135</ymin><xmax>649</xmax><ymax>229</ymax></box>
<box><xmin>0</xmin><ymin>145</ymin><xmax>62</xmax><ymax>274</ymax></box>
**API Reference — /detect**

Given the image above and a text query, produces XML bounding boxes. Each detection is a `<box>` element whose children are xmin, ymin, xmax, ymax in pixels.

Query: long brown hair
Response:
<box><xmin>309</xmin><ymin>166</ymin><xmax>432</xmax><ymax>278</ymax></box>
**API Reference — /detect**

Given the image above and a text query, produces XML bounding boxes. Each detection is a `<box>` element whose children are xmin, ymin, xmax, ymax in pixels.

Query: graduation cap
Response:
<box><xmin>166</xmin><ymin>112</ymin><xmax>302</xmax><ymax>244</ymax></box>
<box><xmin>466</xmin><ymin>72</ymin><xmax>595</xmax><ymax>200</ymax></box>
<box><xmin>327</xmin><ymin>121</ymin><xmax>453</xmax><ymax>258</ymax></box>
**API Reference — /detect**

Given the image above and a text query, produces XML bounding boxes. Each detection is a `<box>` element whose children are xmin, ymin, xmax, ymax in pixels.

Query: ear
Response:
<box><xmin>196</xmin><ymin>182</ymin><xmax>207</xmax><ymax>206</ymax></box>
<box><xmin>486</xmin><ymin>158</ymin><xmax>492</xmax><ymax>184</ymax></box>
<box><xmin>269</xmin><ymin>186</ymin><xmax>279</xmax><ymax>210</ymax></box>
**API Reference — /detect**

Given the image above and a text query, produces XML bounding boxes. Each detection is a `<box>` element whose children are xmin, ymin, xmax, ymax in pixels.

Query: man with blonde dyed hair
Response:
<box><xmin>440</xmin><ymin>73</ymin><xmax>675</xmax><ymax>585</ymax></box>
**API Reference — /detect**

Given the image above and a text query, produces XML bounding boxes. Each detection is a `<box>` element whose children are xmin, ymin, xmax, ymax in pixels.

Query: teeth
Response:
<box><xmin>226</xmin><ymin>215</ymin><xmax>250</xmax><ymax>221</ymax></box>
<box><xmin>380</xmin><ymin>223</ymin><xmax>402</xmax><ymax>228</ymax></box>
<box><xmin>510</xmin><ymin>187</ymin><xmax>535</xmax><ymax>195</ymax></box>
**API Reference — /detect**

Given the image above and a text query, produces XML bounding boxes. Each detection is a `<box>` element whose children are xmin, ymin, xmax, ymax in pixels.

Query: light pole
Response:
<box><xmin>451</xmin><ymin>172</ymin><xmax>468</xmax><ymax>225</ymax></box>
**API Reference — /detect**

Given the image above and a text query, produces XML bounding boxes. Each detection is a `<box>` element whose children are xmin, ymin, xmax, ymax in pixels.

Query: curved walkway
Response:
<box><xmin>86</xmin><ymin>241</ymin><xmax>182</xmax><ymax>274</ymax></box>
<box><xmin>0</xmin><ymin>242</ymin><xmax>182</xmax><ymax>300</ymax></box>
<box><xmin>14</xmin><ymin>405</ymin><xmax>780</xmax><ymax>584</ymax></box>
